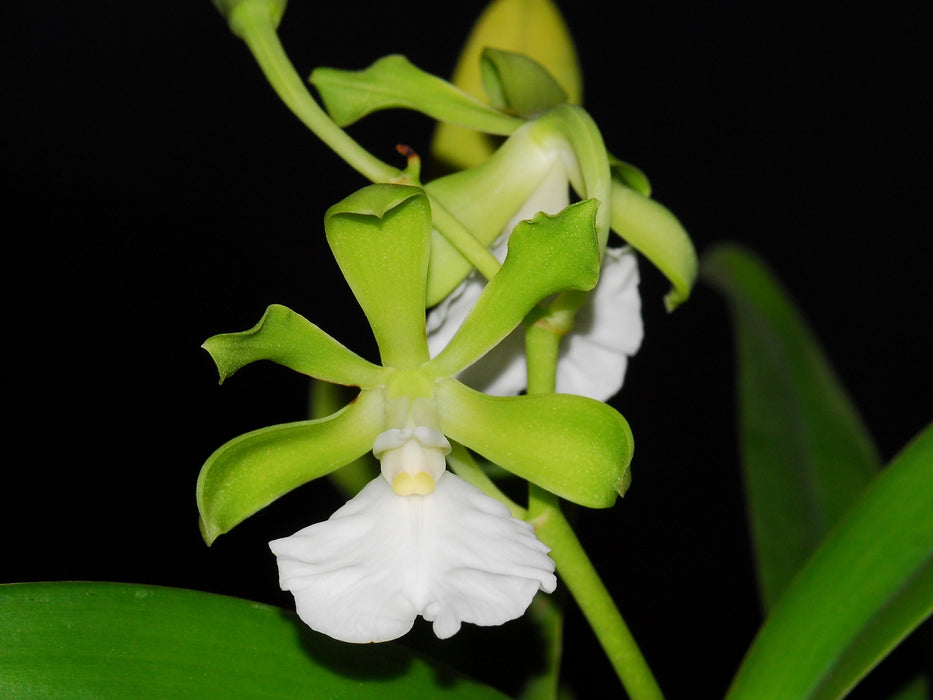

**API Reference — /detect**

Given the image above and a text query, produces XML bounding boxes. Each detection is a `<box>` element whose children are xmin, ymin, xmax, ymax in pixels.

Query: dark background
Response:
<box><xmin>5</xmin><ymin>0</ymin><xmax>931</xmax><ymax>697</ymax></box>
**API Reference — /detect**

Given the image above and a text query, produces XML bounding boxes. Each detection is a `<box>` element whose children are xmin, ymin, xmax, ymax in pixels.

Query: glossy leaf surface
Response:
<box><xmin>726</xmin><ymin>422</ymin><xmax>933</xmax><ymax>700</ymax></box>
<box><xmin>0</xmin><ymin>581</ymin><xmax>508</xmax><ymax>699</ymax></box>
<box><xmin>703</xmin><ymin>245</ymin><xmax>880</xmax><ymax>608</ymax></box>
<box><xmin>437</xmin><ymin>378</ymin><xmax>633</xmax><ymax>507</ymax></box>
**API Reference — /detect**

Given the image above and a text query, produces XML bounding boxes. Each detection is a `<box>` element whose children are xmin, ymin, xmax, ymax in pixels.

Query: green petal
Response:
<box><xmin>203</xmin><ymin>304</ymin><xmax>385</xmax><ymax>388</ymax></box>
<box><xmin>480</xmin><ymin>48</ymin><xmax>567</xmax><ymax>118</ymax></box>
<box><xmin>310</xmin><ymin>55</ymin><xmax>522</xmax><ymax>135</ymax></box>
<box><xmin>431</xmin><ymin>0</ymin><xmax>582</xmax><ymax>171</ymax></box>
<box><xmin>610</xmin><ymin>179</ymin><xmax>697</xmax><ymax>311</ymax></box>
<box><xmin>436</xmin><ymin>379</ymin><xmax>633</xmax><ymax>508</ymax></box>
<box><xmin>325</xmin><ymin>185</ymin><xmax>431</xmax><ymax>368</ymax></box>
<box><xmin>0</xmin><ymin>582</ymin><xmax>509</xmax><ymax>699</ymax></box>
<box><xmin>197</xmin><ymin>388</ymin><xmax>385</xmax><ymax>544</ymax></box>
<box><xmin>425</xmin><ymin>121</ymin><xmax>562</xmax><ymax>306</ymax></box>
<box><xmin>427</xmin><ymin>200</ymin><xmax>601</xmax><ymax>378</ymax></box>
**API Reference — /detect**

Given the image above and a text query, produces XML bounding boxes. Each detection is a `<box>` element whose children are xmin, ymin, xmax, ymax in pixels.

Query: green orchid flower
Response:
<box><xmin>197</xmin><ymin>184</ymin><xmax>633</xmax><ymax>643</ymax></box>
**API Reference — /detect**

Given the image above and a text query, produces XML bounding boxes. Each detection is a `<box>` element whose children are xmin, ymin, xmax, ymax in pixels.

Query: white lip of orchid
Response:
<box><xmin>373</xmin><ymin>426</ymin><xmax>451</xmax><ymax>495</ymax></box>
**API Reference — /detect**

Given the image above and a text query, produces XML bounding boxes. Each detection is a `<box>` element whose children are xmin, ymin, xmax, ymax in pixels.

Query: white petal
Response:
<box><xmin>556</xmin><ymin>246</ymin><xmax>643</xmax><ymax>401</ymax></box>
<box><xmin>269</xmin><ymin>473</ymin><xmax>556</xmax><ymax>643</ymax></box>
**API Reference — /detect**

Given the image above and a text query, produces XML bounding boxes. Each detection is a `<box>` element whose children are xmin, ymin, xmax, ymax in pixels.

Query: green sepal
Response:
<box><xmin>212</xmin><ymin>0</ymin><xmax>287</xmax><ymax>36</ymax></box>
<box><xmin>436</xmin><ymin>379</ymin><xmax>633</xmax><ymax>508</ymax></box>
<box><xmin>197</xmin><ymin>388</ymin><xmax>386</xmax><ymax>544</ymax></box>
<box><xmin>609</xmin><ymin>153</ymin><xmax>652</xmax><ymax>197</ymax></box>
<box><xmin>610</xmin><ymin>179</ymin><xmax>697</xmax><ymax>311</ymax></box>
<box><xmin>203</xmin><ymin>304</ymin><xmax>386</xmax><ymax>389</ymax></box>
<box><xmin>480</xmin><ymin>48</ymin><xmax>568</xmax><ymax>118</ymax></box>
<box><xmin>431</xmin><ymin>0</ymin><xmax>581</xmax><ymax>171</ymax></box>
<box><xmin>310</xmin><ymin>55</ymin><xmax>523</xmax><ymax>135</ymax></box>
<box><xmin>427</xmin><ymin>200</ymin><xmax>601</xmax><ymax>378</ymax></box>
<box><xmin>325</xmin><ymin>185</ymin><xmax>431</xmax><ymax>369</ymax></box>
<box><xmin>535</xmin><ymin>106</ymin><xmax>611</xmax><ymax>248</ymax></box>
<box><xmin>425</xmin><ymin>122</ymin><xmax>562</xmax><ymax>306</ymax></box>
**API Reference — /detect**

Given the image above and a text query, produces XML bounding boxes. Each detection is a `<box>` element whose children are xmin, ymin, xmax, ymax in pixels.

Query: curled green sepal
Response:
<box><xmin>211</xmin><ymin>0</ymin><xmax>287</xmax><ymax>36</ymax></box>
<box><xmin>479</xmin><ymin>48</ymin><xmax>567</xmax><ymax>118</ymax></box>
<box><xmin>609</xmin><ymin>153</ymin><xmax>652</xmax><ymax>197</ymax></box>
<box><xmin>534</xmin><ymin>106</ymin><xmax>611</xmax><ymax>249</ymax></box>
<box><xmin>436</xmin><ymin>379</ymin><xmax>633</xmax><ymax>507</ymax></box>
<box><xmin>427</xmin><ymin>199</ymin><xmax>601</xmax><ymax>378</ymax></box>
<box><xmin>610</xmin><ymin>179</ymin><xmax>697</xmax><ymax>311</ymax></box>
<box><xmin>203</xmin><ymin>304</ymin><xmax>385</xmax><ymax>389</ymax></box>
<box><xmin>197</xmin><ymin>388</ymin><xmax>386</xmax><ymax>545</ymax></box>
<box><xmin>310</xmin><ymin>55</ymin><xmax>523</xmax><ymax>135</ymax></box>
<box><xmin>325</xmin><ymin>185</ymin><xmax>431</xmax><ymax>369</ymax></box>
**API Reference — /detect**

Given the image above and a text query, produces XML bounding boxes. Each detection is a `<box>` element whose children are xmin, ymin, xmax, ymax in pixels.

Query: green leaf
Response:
<box><xmin>610</xmin><ymin>180</ymin><xmax>696</xmax><ymax>311</ymax></box>
<box><xmin>431</xmin><ymin>0</ymin><xmax>582</xmax><ymax>171</ymax></box>
<box><xmin>197</xmin><ymin>388</ymin><xmax>385</xmax><ymax>544</ymax></box>
<box><xmin>436</xmin><ymin>378</ymin><xmax>633</xmax><ymax>508</ymax></box>
<box><xmin>702</xmin><ymin>245</ymin><xmax>880</xmax><ymax>609</ymax></box>
<box><xmin>0</xmin><ymin>581</ymin><xmax>509</xmax><ymax>699</ymax></box>
<box><xmin>203</xmin><ymin>304</ymin><xmax>386</xmax><ymax>389</ymax></box>
<box><xmin>480</xmin><ymin>48</ymin><xmax>567</xmax><ymax>118</ymax></box>
<box><xmin>427</xmin><ymin>200</ymin><xmax>600</xmax><ymax>378</ymax></box>
<box><xmin>310</xmin><ymin>55</ymin><xmax>523</xmax><ymax>135</ymax></box>
<box><xmin>325</xmin><ymin>185</ymin><xmax>431</xmax><ymax>369</ymax></box>
<box><xmin>726</xmin><ymin>421</ymin><xmax>933</xmax><ymax>700</ymax></box>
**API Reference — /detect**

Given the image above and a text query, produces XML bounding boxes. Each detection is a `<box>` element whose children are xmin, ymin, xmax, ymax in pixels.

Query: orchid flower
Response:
<box><xmin>197</xmin><ymin>185</ymin><xmax>634</xmax><ymax>643</ymax></box>
<box><xmin>310</xmin><ymin>52</ymin><xmax>694</xmax><ymax>400</ymax></box>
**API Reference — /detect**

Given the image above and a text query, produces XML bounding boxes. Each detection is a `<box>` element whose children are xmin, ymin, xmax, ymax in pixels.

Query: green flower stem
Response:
<box><xmin>530</xmin><ymin>489</ymin><xmax>665</xmax><ymax>700</ymax></box>
<box><xmin>427</xmin><ymin>194</ymin><xmax>503</xmax><ymax>281</ymax></box>
<box><xmin>229</xmin><ymin>1</ymin><xmax>399</xmax><ymax>183</ymax></box>
<box><xmin>525</xmin><ymin>318</ymin><xmax>663</xmax><ymax>700</ymax></box>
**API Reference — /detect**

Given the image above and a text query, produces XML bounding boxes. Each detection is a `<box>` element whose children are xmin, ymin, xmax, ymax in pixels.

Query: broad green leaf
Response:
<box><xmin>197</xmin><ymin>388</ymin><xmax>385</xmax><ymax>544</ymax></box>
<box><xmin>325</xmin><ymin>185</ymin><xmax>431</xmax><ymax>369</ymax></box>
<box><xmin>702</xmin><ymin>245</ymin><xmax>880</xmax><ymax>609</ymax></box>
<box><xmin>427</xmin><ymin>200</ymin><xmax>600</xmax><ymax>378</ymax></box>
<box><xmin>425</xmin><ymin>121</ymin><xmax>564</xmax><ymax>306</ymax></box>
<box><xmin>436</xmin><ymin>378</ymin><xmax>633</xmax><ymax>508</ymax></box>
<box><xmin>310</xmin><ymin>55</ymin><xmax>523</xmax><ymax>135</ymax></box>
<box><xmin>203</xmin><ymin>304</ymin><xmax>386</xmax><ymax>389</ymax></box>
<box><xmin>610</xmin><ymin>179</ymin><xmax>696</xmax><ymax>311</ymax></box>
<box><xmin>0</xmin><ymin>581</ymin><xmax>508</xmax><ymax>699</ymax></box>
<box><xmin>432</xmin><ymin>0</ymin><xmax>582</xmax><ymax>171</ymax></box>
<box><xmin>480</xmin><ymin>48</ymin><xmax>567</xmax><ymax>118</ymax></box>
<box><xmin>726</xmin><ymin>421</ymin><xmax>933</xmax><ymax>700</ymax></box>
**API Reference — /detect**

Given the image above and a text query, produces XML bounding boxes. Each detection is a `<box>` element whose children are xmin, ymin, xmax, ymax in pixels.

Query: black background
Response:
<box><xmin>5</xmin><ymin>0</ymin><xmax>931</xmax><ymax>697</ymax></box>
